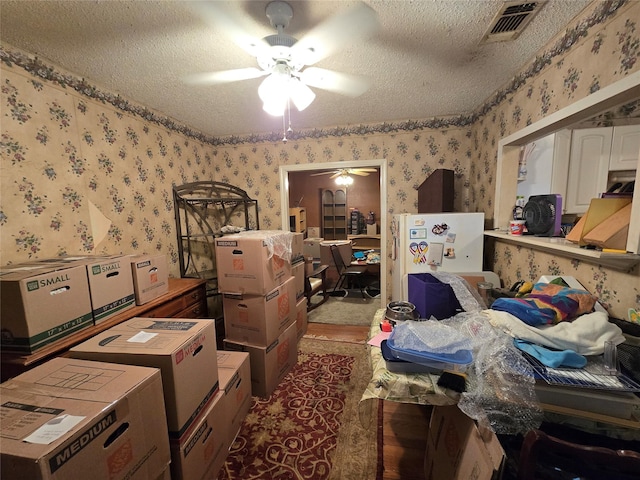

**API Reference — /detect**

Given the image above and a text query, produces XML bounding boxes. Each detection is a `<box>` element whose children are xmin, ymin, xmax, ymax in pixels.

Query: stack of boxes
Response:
<box><xmin>215</xmin><ymin>230</ymin><xmax>305</xmax><ymax>398</ymax></box>
<box><xmin>0</xmin><ymin>253</ymin><xmax>249</xmax><ymax>479</ymax></box>
<box><xmin>0</xmin><ymin>254</ymin><xmax>170</xmax><ymax>355</ymax></box>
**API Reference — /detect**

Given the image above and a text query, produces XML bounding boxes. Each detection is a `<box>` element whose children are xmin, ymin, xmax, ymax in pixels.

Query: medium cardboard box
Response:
<box><xmin>423</xmin><ymin>406</ymin><xmax>505</xmax><ymax>480</ymax></box>
<box><xmin>292</xmin><ymin>260</ymin><xmax>305</xmax><ymax>300</ymax></box>
<box><xmin>82</xmin><ymin>255</ymin><xmax>136</xmax><ymax>324</ymax></box>
<box><xmin>0</xmin><ymin>263</ymin><xmax>93</xmax><ymax>353</ymax></box>
<box><xmin>169</xmin><ymin>391</ymin><xmax>229</xmax><ymax>480</ymax></box>
<box><xmin>217</xmin><ymin>350</ymin><xmax>252</xmax><ymax>446</ymax></box>
<box><xmin>223</xmin><ymin>276</ymin><xmax>297</xmax><ymax>346</ymax></box>
<box><xmin>295</xmin><ymin>296</ymin><xmax>308</xmax><ymax>340</ymax></box>
<box><xmin>215</xmin><ymin>231</ymin><xmax>293</xmax><ymax>295</ymax></box>
<box><xmin>0</xmin><ymin>357</ymin><xmax>170</xmax><ymax>480</ymax></box>
<box><xmin>129</xmin><ymin>253</ymin><xmax>169</xmax><ymax>305</ymax></box>
<box><xmin>224</xmin><ymin>321</ymin><xmax>298</xmax><ymax>398</ymax></box>
<box><xmin>69</xmin><ymin>317</ymin><xmax>219</xmax><ymax>439</ymax></box>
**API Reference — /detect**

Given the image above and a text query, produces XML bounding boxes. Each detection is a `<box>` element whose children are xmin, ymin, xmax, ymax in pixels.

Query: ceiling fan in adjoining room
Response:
<box><xmin>310</xmin><ymin>167</ymin><xmax>378</xmax><ymax>185</ymax></box>
<box><xmin>184</xmin><ymin>1</ymin><xmax>380</xmax><ymax>139</ymax></box>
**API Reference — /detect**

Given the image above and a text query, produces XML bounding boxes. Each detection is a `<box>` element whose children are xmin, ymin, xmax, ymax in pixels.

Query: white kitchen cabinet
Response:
<box><xmin>565</xmin><ymin>128</ymin><xmax>613</xmax><ymax>214</ymax></box>
<box><xmin>610</xmin><ymin>124</ymin><xmax>640</xmax><ymax>170</ymax></box>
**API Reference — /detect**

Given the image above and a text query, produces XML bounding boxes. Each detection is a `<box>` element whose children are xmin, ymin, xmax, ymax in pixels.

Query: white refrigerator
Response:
<box><xmin>391</xmin><ymin>212</ymin><xmax>485</xmax><ymax>301</ymax></box>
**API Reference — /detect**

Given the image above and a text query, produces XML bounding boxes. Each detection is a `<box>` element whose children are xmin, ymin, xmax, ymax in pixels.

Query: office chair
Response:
<box><xmin>517</xmin><ymin>429</ymin><xmax>640</xmax><ymax>480</ymax></box>
<box><xmin>330</xmin><ymin>244</ymin><xmax>368</xmax><ymax>298</ymax></box>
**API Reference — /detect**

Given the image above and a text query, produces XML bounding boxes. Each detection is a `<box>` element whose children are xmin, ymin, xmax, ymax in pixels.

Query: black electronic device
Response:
<box><xmin>523</xmin><ymin>194</ymin><xmax>562</xmax><ymax>236</ymax></box>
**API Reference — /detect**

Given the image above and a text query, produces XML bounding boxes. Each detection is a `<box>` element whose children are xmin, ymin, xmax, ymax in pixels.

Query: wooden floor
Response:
<box><xmin>306</xmin><ymin>322</ymin><xmax>430</xmax><ymax>480</ymax></box>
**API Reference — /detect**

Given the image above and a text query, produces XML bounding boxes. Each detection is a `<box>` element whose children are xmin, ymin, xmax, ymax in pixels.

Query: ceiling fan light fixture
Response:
<box><xmin>290</xmin><ymin>78</ymin><xmax>315</xmax><ymax>112</ymax></box>
<box><xmin>335</xmin><ymin>174</ymin><xmax>353</xmax><ymax>186</ymax></box>
<box><xmin>258</xmin><ymin>71</ymin><xmax>290</xmax><ymax>116</ymax></box>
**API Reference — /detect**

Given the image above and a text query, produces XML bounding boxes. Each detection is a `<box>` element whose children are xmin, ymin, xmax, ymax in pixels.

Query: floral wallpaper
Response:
<box><xmin>1</xmin><ymin>0</ymin><xmax>639</xmax><ymax>321</ymax></box>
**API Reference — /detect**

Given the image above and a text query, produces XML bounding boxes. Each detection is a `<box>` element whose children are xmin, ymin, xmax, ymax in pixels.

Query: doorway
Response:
<box><xmin>279</xmin><ymin>159</ymin><xmax>388</xmax><ymax>305</ymax></box>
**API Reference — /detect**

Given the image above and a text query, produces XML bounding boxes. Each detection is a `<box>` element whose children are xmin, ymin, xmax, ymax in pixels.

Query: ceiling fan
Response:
<box><xmin>185</xmin><ymin>1</ymin><xmax>380</xmax><ymax>116</ymax></box>
<box><xmin>310</xmin><ymin>168</ymin><xmax>378</xmax><ymax>178</ymax></box>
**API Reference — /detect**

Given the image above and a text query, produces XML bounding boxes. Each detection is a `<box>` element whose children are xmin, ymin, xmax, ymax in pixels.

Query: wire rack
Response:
<box><xmin>523</xmin><ymin>352</ymin><xmax>640</xmax><ymax>392</ymax></box>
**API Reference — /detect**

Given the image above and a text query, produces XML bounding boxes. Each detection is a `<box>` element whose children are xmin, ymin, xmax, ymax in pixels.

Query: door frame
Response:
<box><xmin>279</xmin><ymin>159</ymin><xmax>388</xmax><ymax>305</ymax></box>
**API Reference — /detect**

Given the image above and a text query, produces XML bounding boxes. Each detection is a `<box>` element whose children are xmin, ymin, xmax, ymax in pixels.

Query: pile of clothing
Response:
<box><xmin>487</xmin><ymin>281</ymin><xmax>625</xmax><ymax>368</ymax></box>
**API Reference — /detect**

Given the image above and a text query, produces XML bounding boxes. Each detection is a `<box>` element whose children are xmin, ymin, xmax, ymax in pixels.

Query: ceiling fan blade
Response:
<box><xmin>353</xmin><ymin>168</ymin><xmax>377</xmax><ymax>172</ymax></box>
<box><xmin>183</xmin><ymin>68</ymin><xmax>268</xmax><ymax>86</ymax></box>
<box><xmin>290</xmin><ymin>2</ymin><xmax>380</xmax><ymax>66</ymax></box>
<box><xmin>299</xmin><ymin>67</ymin><xmax>370</xmax><ymax>97</ymax></box>
<box><xmin>187</xmin><ymin>1</ymin><xmax>270</xmax><ymax>58</ymax></box>
<box><xmin>350</xmin><ymin>171</ymin><xmax>370</xmax><ymax>176</ymax></box>
<box><xmin>309</xmin><ymin>171</ymin><xmax>337</xmax><ymax>176</ymax></box>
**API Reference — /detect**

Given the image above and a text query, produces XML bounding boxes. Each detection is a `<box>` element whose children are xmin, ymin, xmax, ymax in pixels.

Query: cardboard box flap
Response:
<box><xmin>0</xmin><ymin>357</ymin><xmax>160</xmax><ymax>404</ymax></box>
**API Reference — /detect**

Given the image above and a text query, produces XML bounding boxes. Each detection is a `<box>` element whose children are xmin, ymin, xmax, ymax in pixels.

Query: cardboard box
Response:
<box><xmin>69</xmin><ymin>318</ymin><xmax>219</xmax><ymax>438</ymax></box>
<box><xmin>215</xmin><ymin>231</ymin><xmax>292</xmax><ymax>295</ymax></box>
<box><xmin>295</xmin><ymin>296</ymin><xmax>308</xmax><ymax>340</ymax></box>
<box><xmin>217</xmin><ymin>350</ymin><xmax>252</xmax><ymax>445</ymax></box>
<box><xmin>223</xmin><ymin>276</ymin><xmax>297</xmax><ymax>346</ymax></box>
<box><xmin>82</xmin><ymin>255</ymin><xmax>136</xmax><ymax>324</ymax></box>
<box><xmin>169</xmin><ymin>391</ymin><xmax>229</xmax><ymax>480</ymax></box>
<box><xmin>0</xmin><ymin>263</ymin><xmax>93</xmax><ymax>353</ymax></box>
<box><xmin>0</xmin><ymin>357</ymin><xmax>170</xmax><ymax>480</ymax></box>
<box><xmin>291</xmin><ymin>232</ymin><xmax>304</xmax><ymax>261</ymax></box>
<box><xmin>303</xmin><ymin>237</ymin><xmax>324</xmax><ymax>260</ymax></box>
<box><xmin>291</xmin><ymin>260</ymin><xmax>305</xmax><ymax>300</ymax></box>
<box><xmin>129</xmin><ymin>254</ymin><xmax>169</xmax><ymax>305</ymax></box>
<box><xmin>224</xmin><ymin>321</ymin><xmax>298</xmax><ymax>398</ymax></box>
<box><xmin>424</xmin><ymin>406</ymin><xmax>504</xmax><ymax>480</ymax></box>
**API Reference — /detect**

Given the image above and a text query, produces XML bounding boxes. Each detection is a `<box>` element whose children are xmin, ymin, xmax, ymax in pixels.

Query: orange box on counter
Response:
<box><xmin>224</xmin><ymin>321</ymin><xmax>298</xmax><ymax>398</ymax></box>
<box><xmin>69</xmin><ymin>317</ymin><xmax>219</xmax><ymax>439</ymax></box>
<box><xmin>223</xmin><ymin>276</ymin><xmax>297</xmax><ymax>346</ymax></box>
<box><xmin>0</xmin><ymin>357</ymin><xmax>170</xmax><ymax>480</ymax></box>
<box><xmin>215</xmin><ymin>231</ymin><xmax>293</xmax><ymax>295</ymax></box>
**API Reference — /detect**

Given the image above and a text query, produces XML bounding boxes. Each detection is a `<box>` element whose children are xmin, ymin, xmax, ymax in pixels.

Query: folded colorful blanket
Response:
<box><xmin>490</xmin><ymin>282</ymin><xmax>597</xmax><ymax>326</ymax></box>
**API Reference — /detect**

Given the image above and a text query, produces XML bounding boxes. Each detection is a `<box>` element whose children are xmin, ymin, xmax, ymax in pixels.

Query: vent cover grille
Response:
<box><xmin>482</xmin><ymin>1</ymin><xmax>544</xmax><ymax>43</ymax></box>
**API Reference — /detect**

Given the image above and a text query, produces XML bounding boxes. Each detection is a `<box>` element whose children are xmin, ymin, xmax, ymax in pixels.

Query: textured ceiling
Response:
<box><xmin>0</xmin><ymin>0</ymin><xmax>592</xmax><ymax>138</ymax></box>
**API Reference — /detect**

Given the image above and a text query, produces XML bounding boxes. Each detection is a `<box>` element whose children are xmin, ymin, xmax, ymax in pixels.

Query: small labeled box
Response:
<box><xmin>129</xmin><ymin>253</ymin><xmax>169</xmax><ymax>305</ymax></box>
<box><xmin>0</xmin><ymin>263</ymin><xmax>93</xmax><ymax>353</ymax></box>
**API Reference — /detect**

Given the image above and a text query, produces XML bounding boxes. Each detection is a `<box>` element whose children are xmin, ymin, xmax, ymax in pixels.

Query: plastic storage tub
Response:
<box><xmin>385</xmin><ymin>337</ymin><xmax>472</xmax><ymax>373</ymax></box>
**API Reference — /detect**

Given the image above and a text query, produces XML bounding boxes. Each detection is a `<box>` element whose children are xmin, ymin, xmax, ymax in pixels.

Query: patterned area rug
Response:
<box><xmin>217</xmin><ymin>336</ymin><xmax>377</xmax><ymax>480</ymax></box>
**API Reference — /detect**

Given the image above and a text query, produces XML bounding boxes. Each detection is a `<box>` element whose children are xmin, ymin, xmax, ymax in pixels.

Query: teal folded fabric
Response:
<box><xmin>514</xmin><ymin>339</ymin><xmax>587</xmax><ymax>368</ymax></box>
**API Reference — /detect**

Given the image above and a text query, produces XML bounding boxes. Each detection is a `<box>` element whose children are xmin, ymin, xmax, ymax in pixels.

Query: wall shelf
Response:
<box><xmin>484</xmin><ymin>231</ymin><xmax>640</xmax><ymax>271</ymax></box>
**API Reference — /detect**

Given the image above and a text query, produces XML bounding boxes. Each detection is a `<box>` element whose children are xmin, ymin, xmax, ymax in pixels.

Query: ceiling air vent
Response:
<box><xmin>481</xmin><ymin>1</ymin><xmax>545</xmax><ymax>43</ymax></box>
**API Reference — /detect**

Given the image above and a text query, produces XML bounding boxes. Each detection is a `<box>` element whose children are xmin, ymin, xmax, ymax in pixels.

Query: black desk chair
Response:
<box><xmin>305</xmin><ymin>264</ymin><xmax>329</xmax><ymax>312</ymax></box>
<box><xmin>330</xmin><ymin>244</ymin><xmax>368</xmax><ymax>298</ymax></box>
<box><xmin>517</xmin><ymin>429</ymin><xmax>640</xmax><ymax>480</ymax></box>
